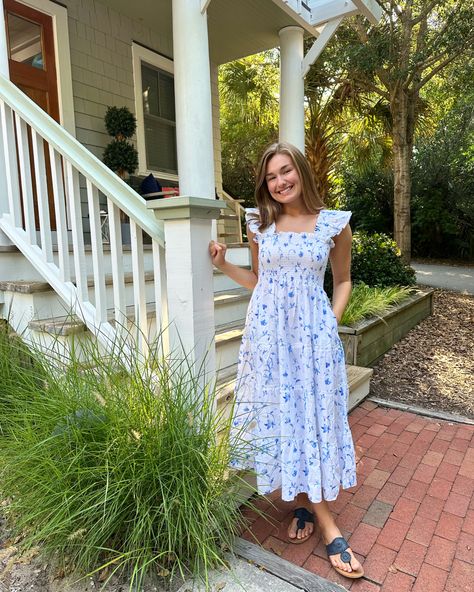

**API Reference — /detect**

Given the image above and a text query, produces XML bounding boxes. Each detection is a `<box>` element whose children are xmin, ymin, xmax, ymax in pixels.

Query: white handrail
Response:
<box><xmin>0</xmin><ymin>75</ymin><xmax>164</xmax><ymax>245</ymax></box>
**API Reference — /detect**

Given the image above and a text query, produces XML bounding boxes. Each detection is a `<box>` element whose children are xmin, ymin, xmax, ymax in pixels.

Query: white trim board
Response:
<box><xmin>131</xmin><ymin>42</ymin><xmax>178</xmax><ymax>182</ymax></box>
<box><xmin>15</xmin><ymin>0</ymin><xmax>75</xmax><ymax>135</ymax></box>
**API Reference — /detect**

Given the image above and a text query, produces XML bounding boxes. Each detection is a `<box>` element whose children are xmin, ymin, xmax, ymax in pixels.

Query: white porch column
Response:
<box><xmin>149</xmin><ymin>1</ymin><xmax>219</xmax><ymax>380</ymax></box>
<box><xmin>147</xmin><ymin>198</ymin><xmax>221</xmax><ymax>382</ymax></box>
<box><xmin>279</xmin><ymin>26</ymin><xmax>305</xmax><ymax>153</ymax></box>
<box><xmin>0</xmin><ymin>1</ymin><xmax>12</xmax><ymax>246</ymax></box>
<box><xmin>172</xmin><ymin>0</ymin><xmax>215</xmax><ymax>198</ymax></box>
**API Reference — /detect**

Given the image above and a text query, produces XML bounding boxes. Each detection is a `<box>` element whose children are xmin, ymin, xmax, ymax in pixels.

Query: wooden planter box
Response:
<box><xmin>338</xmin><ymin>289</ymin><xmax>434</xmax><ymax>368</ymax></box>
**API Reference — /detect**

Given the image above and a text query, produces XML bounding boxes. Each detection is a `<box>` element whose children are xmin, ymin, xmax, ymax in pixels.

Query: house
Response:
<box><xmin>0</xmin><ymin>0</ymin><xmax>381</xmax><ymax>406</ymax></box>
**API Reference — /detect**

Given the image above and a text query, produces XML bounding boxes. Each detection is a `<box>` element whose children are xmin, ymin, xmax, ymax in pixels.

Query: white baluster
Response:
<box><xmin>14</xmin><ymin>115</ymin><xmax>36</xmax><ymax>244</ymax></box>
<box><xmin>107</xmin><ymin>197</ymin><xmax>127</xmax><ymax>332</ymax></box>
<box><xmin>49</xmin><ymin>147</ymin><xmax>70</xmax><ymax>282</ymax></box>
<box><xmin>65</xmin><ymin>161</ymin><xmax>88</xmax><ymax>303</ymax></box>
<box><xmin>130</xmin><ymin>218</ymin><xmax>148</xmax><ymax>354</ymax></box>
<box><xmin>86</xmin><ymin>179</ymin><xmax>107</xmax><ymax>323</ymax></box>
<box><xmin>0</xmin><ymin>102</ymin><xmax>21</xmax><ymax>226</ymax></box>
<box><xmin>31</xmin><ymin>130</ymin><xmax>53</xmax><ymax>262</ymax></box>
<box><xmin>152</xmin><ymin>239</ymin><xmax>168</xmax><ymax>349</ymax></box>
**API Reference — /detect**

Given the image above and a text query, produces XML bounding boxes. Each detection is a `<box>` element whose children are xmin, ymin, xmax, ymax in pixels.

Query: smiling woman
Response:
<box><xmin>209</xmin><ymin>141</ymin><xmax>364</xmax><ymax>580</ymax></box>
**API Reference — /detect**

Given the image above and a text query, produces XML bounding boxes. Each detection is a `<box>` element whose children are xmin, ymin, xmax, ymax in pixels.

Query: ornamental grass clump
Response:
<box><xmin>0</xmin><ymin>329</ymin><xmax>254</xmax><ymax>589</ymax></box>
<box><xmin>341</xmin><ymin>283</ymin><xmax>415</xmax><ymax>326</ymax></box>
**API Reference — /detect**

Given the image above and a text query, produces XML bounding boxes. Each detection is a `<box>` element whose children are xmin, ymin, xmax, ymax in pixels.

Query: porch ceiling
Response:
<box><xmin>97</xmin><ymin>0</ymin><xmax>317</xmax><ymax>64</ymax></box>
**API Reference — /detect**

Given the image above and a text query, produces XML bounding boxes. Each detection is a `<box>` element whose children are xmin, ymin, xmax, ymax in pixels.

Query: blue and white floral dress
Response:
<box><xmin>231</xmin><ymin>208</ymin><xmax>357</xmax><ymax>503</ymax></box>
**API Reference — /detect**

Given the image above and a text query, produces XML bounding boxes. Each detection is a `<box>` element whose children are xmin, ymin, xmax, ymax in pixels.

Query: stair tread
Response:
<box><xmin>0</xmin><ymin>271</ymin><xmax>156</xmax><ymax>294</ymax></box>
<box><xmin>214</xmin><ymin>287</ymin><xmax>251</xmax><ymax>304</ymax></box>
<box><xmin>29</xmin><ymin>301</ymin><xmax>157</xmax><ymax>335</ymax></box>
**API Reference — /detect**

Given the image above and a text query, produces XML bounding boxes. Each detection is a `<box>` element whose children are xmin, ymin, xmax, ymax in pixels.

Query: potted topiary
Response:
<box><xmin>102</xmin><ymin>106</ymin><xmax>139</xmax><ymax>241</ymax></box>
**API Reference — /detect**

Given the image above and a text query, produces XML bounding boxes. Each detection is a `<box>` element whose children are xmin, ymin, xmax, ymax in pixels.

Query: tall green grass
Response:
<box><xmin>341</xmin><ymin>283</ymin><xmax>414</xmax><ymax>326</ymax></box>
<box><xmin>0</xmin><ymin>325</ymin><xmax>255</xmax><ymax>589</ymax></box>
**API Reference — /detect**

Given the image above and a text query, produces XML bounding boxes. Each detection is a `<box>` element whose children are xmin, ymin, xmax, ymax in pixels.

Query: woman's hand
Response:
<box><xmin>209</xmin><ymin>240</ymin><xmax>227</xmax><ymax>269</ymax></box>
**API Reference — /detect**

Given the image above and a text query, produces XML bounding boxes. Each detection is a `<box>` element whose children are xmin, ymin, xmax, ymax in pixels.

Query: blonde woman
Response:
<box><xmin>209</xmin><ymin>142</ymin><xmax>362</xmax><ymax>579</ymax></box>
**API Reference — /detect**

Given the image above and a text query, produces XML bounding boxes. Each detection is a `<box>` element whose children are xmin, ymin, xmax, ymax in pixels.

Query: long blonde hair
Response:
<box><xmin>252</xmin><ymin>142</ymin><xmax>325</xmax><ymax>231</ymax></box>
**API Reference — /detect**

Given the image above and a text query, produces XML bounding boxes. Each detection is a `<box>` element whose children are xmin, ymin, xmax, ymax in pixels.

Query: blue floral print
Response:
<box><xmin>231</xmin><ymin>208</ymin><xmax>357</xmax><ymax>503</ymax></box>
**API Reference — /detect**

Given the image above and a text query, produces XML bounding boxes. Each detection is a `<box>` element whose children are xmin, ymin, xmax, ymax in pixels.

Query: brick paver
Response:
<box><xmin>242</xmin><ymin>404</ymin><xmax>474</xmax><ymax>591</ymax></box>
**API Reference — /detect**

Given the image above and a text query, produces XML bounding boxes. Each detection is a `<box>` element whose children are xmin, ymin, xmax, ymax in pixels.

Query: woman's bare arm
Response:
<box><xmin>329</xmin><ymin>224</ymin><xmax>352</xmax><ymax>323</ymax></box>
<box><xmin>209</xmin><ymin>227</ymin><xmax>259</xmax><ymax>290</ymax></box>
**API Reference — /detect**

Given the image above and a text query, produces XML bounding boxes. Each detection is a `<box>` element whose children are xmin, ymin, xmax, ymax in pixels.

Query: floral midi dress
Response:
<box><xmin>230</xmin><ymin>208</ymin><xmax>357</xmax><ymax>503</ymax></box>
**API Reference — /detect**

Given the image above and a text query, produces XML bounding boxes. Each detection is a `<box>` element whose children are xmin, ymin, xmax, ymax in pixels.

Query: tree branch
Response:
<box><xmin>416</xmin><ymin>47</ymin><xmax>470</xmax><ymax>90</ymax></box>
<box><xmin>410</xmin><ymin>0</ymin><xmax>443</xmax><ymax>26</ymax></box>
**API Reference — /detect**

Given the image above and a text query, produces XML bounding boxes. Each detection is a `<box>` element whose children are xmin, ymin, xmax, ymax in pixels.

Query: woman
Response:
<box><xmin>209</xmin><ymin>142</ymin><xmax>362</xmax><ymax>579</ymax></box>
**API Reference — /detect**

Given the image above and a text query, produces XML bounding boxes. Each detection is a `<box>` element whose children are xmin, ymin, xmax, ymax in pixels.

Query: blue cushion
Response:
<box><xmin>140</xmin><ymin>173</ymin><xmax>162</xmax><ymax>196</ymax></box>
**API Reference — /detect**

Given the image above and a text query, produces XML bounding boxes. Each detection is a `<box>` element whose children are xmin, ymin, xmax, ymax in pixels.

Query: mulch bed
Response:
<box><xmin>370</xmin><ymin>288</ymin><xmax>474</xmax><ymax>419</ymax></box>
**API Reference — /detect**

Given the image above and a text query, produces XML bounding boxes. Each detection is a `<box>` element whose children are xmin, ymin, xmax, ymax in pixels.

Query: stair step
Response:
<box><xmin>29</xmin><ymin>301</ymin><xmax>158</xmax><ymax>336</ymax></box>
<box><xmin>0</xmin><ymin>271</ymin><xmax>156</xmax><ymax>294</ymax></box>
<box><xmin>214</xmin><ymin>287</ymin><xmax>250</xmax><ymax>305</ymax></box>
<box><xmin>219</xmin><ymin>214</ymin><xmax>239</xmax><ymax>220</ymax></box>
<box><xmin>215</xmin><ymin>319</ymin><xmax>244</xmax><ymax>345</ymax></box>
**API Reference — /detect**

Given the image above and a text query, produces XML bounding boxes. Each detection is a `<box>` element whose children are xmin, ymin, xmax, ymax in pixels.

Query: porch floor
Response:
<box><xmin>239</xmin><ymin>400</ymin><xmax>474</xmax><ymax>592</ymax></box>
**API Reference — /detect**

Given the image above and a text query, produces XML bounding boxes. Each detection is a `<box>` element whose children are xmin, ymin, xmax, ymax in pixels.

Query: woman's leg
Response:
<box><xmin>287</xmin><ymin>492</ymin><xmax>314</xmax><ymax>540</ymax></box>
<box><xmin>311</xmin><ymin>499</ymin><xmax>362</xmax><ymax>573</ymax></box>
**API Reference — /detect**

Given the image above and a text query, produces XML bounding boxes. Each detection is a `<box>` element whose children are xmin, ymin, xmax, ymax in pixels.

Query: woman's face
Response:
<box><xmin>265</xmin><ymin>153</ymin><xmax>302</xmax><ymax>206</ymax></box>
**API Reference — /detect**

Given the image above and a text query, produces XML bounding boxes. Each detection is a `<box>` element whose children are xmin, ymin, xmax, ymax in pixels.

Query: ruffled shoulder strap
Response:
<box><xmin>245</xmin><ymin>208</ymin><xmax>261</xmax><ymax>240</ymax></box>
<box><xmin>319</xmin><ymin>210</ymin><xmax>352</xmax><ymax>247</ymax></box>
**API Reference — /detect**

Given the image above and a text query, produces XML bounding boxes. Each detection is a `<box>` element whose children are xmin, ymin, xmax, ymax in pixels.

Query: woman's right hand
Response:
<box><xmin>209</xmin><ymin>240</ymin><xmax>227</xmax><ymax>269</ymax></box>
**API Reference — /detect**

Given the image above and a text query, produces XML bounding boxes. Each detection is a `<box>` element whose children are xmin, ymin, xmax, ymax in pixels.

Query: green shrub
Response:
<box><xmin>341</xmin><ymin>283</ymin><xmax>414</xmax><ymax>326</ymax></box>
<box><xmin>0</xmin><ymin>333</ymin><xmax>255</xmax><ymax>589</ymax></box>
<box><xmin>325</xmin><ymin>230</ymin><xmax>416</xmax><ymax>293</ymax></box>
<box><xmin>351</xmin><ymin>231</ymin><xmax>416</xmax><ymax>287</ymax></box>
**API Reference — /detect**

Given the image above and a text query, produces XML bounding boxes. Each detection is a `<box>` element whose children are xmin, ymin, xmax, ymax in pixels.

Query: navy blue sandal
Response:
<box><xmin>326</xmin><ymin>536</ymin><xmax>364</xmax><ymax>579</ymax></box>
<box><xmin>287</xmin><ymin>507</ymin><xmax>315</xmax><ymax>544</ymax></box>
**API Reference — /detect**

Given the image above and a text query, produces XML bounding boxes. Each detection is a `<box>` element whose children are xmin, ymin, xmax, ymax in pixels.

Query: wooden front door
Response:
<box><xmin>4</xmin><ymin>0</ymin><xmax>60</xmax><ymax>229</ymax></box>
<box><xmin>4</xmin><ymin>0</ymin><xmax>59</xmax><ymax>120</ymax></box>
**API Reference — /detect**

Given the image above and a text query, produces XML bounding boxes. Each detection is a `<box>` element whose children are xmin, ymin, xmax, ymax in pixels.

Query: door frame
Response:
<box><xmin>11</xmin><ymin>0</ymin><xmax>75</xmax><ymax>135</ymax></box>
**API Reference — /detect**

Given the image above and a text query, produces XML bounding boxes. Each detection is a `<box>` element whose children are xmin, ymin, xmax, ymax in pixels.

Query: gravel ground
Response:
<box><xmin>370</xmin><ymin>288</ymin><xmax>474</xmax><ymax>419</ymax></box>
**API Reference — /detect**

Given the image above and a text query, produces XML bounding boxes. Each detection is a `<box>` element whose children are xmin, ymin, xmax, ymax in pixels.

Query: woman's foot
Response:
<box><xmin>287</xmin><ymin>507</ymin><xmax>315</xmax><ymax>543</ymax></box>
<box><xmin>321</xmin><ymin>524</ymin><xmax>362</xmax><ymax>575</ymax></box>
<box><xmin>311</xmin><ymin>500</ymin><xmax>362</xmax><ymax>576</ymax></box>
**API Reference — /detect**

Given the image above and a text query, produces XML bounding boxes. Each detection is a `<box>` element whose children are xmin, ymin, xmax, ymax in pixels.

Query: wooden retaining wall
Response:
<box><xmin>338</xmin><ymin>289</ymin><xmax>434</xmax><ymax>368</ymax></box>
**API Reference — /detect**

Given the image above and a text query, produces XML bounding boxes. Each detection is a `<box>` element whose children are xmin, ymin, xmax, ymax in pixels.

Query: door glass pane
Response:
<box><xmin>7</xmin><ymin>13</ymin><xmax>44</xmax><ymax>70</ymax></box>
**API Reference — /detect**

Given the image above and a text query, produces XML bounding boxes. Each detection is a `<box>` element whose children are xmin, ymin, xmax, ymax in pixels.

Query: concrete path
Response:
<box><xmin>411</xmin><ymin>262</ymin><xmax>474</xmax><ymax>295</ymax></box>
<box><xmin>241</xmin><ymin>401</ymin><xmax>474</xmax><ymax>592</ymax></box>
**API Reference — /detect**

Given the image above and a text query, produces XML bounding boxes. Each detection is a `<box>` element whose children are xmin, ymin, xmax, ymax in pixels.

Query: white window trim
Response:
<box><xmin>132</xmin><ymin>42</ymin><xmax>178</xmax><ymax>181</ymax></box>
<box><xmin>18</xmin><ymin>0</ymin><xmax>75</xmax><ymax>135</ymax></box>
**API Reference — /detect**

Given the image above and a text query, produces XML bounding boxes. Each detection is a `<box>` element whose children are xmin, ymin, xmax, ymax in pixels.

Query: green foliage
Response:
<box><xmin>219</xmin><ymin>52</ymin><xmax>279</xmax><ymax>202</ymax></box>
<box><xmin>341</xmin><ymin>168</ymin><xmax>393</xmax><ymax>235</ymax></box>
<box><xmin>104</xmin><ymin>106</ymin><xmax>137</xmax><ymax>140</ymax></box>
<box><xmin>411</xmin><ymin>98</ymin><xmax>474</xmax><ymax>259</ymax></box>
<box><xmin>341</xmin><ymin>283</ymin><xmax>414</xmax><ymax>326</ymax></box>
<box><xmin>0</xmin><ymin>331</ymin><xmax>255</xmax><ymax>589</ymax></box>
<box><xmin>325</xmin><ymin>230</ymin><xmax>416</xmax><ymax>294</ymax></box>
<box><xmin>103</xmin><ymin>140</ymin><xmax>139</xmax><ymax>178</ymax></box>
<box><xmin>351</xmin><ymin>232</ymin><xmax>417</xmax><ymax>287</ymax></box>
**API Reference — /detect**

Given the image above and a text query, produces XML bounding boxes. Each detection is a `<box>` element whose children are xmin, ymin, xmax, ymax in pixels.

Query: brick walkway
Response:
<box><xmin>240</xmin><ymin>401</ymin><xmax>474</xmax><ymax>592</ymax></box>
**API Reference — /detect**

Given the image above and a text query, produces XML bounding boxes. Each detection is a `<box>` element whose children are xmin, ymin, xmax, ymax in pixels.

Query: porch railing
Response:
<box><xmin>0</xmin><ymin>74</ymin><xmax>167</xmax><ymax>357</ymax></box>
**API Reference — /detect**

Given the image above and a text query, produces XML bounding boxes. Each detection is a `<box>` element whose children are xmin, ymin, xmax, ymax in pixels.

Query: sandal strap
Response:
<box><xmin>294</xmin><ymin>507</ymin><xmax>314</xmax><ymax>532</ymax></box>
<box><xmin>326</xmin><ymin>537</ymin><xmax>352</xmax><ymax>566</ymax></box>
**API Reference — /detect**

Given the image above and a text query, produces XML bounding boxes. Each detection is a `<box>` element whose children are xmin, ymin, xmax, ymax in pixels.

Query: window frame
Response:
<box><xmin>132</xmin><ymin>42</ymin><xmax>178</xmax><ymax>181</ymax></box>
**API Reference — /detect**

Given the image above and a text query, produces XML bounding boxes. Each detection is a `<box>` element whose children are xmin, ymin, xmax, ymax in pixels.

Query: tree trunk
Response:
<box><xmin>391</xmin><ymin>89</ymin><xmax>412</xmax><ymax>263</ymax></box>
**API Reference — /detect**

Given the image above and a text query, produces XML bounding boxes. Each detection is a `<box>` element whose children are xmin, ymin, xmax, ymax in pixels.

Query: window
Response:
<box><xmin>132</xmin><ymin>44</ymin><xmax>178</xmax><ymax>179</ymax></box>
